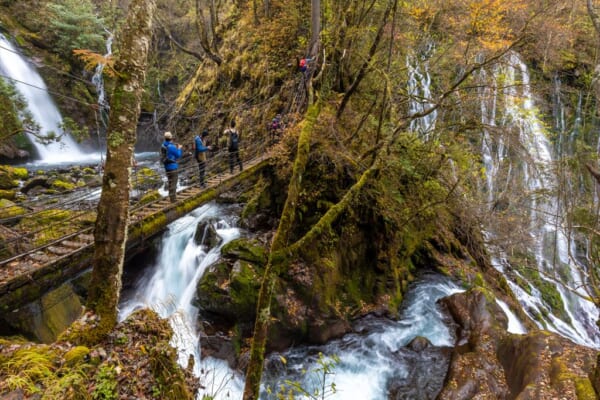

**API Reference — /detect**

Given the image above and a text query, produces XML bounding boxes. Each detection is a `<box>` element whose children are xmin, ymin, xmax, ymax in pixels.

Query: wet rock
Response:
<box><xmin>307</xmin><ymin>318</ymin><xmax>350</xmax><ymax>344</ymax></box>
<box><xmin>21</xmin><ymin>176</ymin><xmax>49</xmax><ymax>194</ymax></box>
<box><xmin>193</xmin><ymin>219</ymin><xmax>221</xmax><ymax>248</ymax></box>
<box><xmin>387</xmin><ymin>339</ymin><xmax>453</xmax><ymax>400</ymax></box>
<box><xmin>196</xmin><ymin>260</ymin><xmax>260</xmax><ymax>323</ymax></box>
<box><xmin>221</xmin><ymin>237</ymin><xmax>268</xmax><ymax>265</ymax></box>
<box><xmin>438</xmin><ymin>288</ymin><xmax>597</xmax><ymax>400</ymax></box>
<box><xmin>407</xmin><ymin>335</ymin><xmax>431</xmax><ymax>352</ymax></box>
<box><xmin>199</xmin><ymin>331</ymin><xmax>237</xmax><ymax>369</ymax></box>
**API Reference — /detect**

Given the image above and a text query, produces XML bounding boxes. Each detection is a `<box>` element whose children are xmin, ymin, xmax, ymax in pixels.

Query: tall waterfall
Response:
<box><xmin>407</xmin><ymin>44</ymin><xmax>437</xmax><ymax>138</ymax></box>
<box><xmin>478</xmin><ymin>52</ymin><xmax>600</xmax><ymax>347</ymax></box>
<box><xmin>0</xmin><ymin>33</ymin><xmax>87</xmax><ymax>163</ymax></box>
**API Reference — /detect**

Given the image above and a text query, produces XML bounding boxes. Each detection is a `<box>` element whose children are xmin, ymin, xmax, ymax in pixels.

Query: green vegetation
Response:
<box><xmin>44</xmin><ymin>0</ymin><xmax>105</xmax><ymax>60</ymax></box>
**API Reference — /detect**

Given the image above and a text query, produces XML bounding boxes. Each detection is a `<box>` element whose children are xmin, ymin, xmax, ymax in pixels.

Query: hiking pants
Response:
<box><xmin>198</xmin><ymin>160</ymin><xmax>206</xmax><ymax>187</ymax></box>
<box><xmin>229</xmin><ymin>150</ymin><xmax>243</xmax><ymax>173</ymax></box>
<box><xmin>166</xmin><ymin>169</ymin><xmax>178</xmax><ymax>202</ymax></box>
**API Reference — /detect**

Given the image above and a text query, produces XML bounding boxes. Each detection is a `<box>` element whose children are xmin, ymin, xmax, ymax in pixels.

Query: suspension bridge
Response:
<box><xmin>0</xmin><ymin>134</ymin><xmax>280</xmax><ymax>313</ymax></box>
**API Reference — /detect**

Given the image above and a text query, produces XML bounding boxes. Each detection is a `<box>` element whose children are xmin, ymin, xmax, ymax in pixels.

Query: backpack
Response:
<box><xmin>160</xmin><ymin>143</ymin><xmax>174</xmax><ymax>165</ymax></box>
<box><xmin>195</xmin><ymin>136</ymin><xmax>207</xmax><ymax>162</ymax></box>
<box><xmin>228</xmin><ymin>129</ymin><xmax>239</xmax><ymax>151</ymax></box>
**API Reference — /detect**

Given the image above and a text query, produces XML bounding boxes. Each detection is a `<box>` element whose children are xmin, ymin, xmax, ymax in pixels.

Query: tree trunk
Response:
<box><xmin>242</xmin><ymin>104</ymin><xmax>321</xmax><ymax>400</ymax></box>
<box><xmin>86</xmin><ymin>0</ymin><xmax>156</xmax><ymax>340</ymax></box>
<box><xmin>310</xmin><ymin>0</ymin><xmax>321</xmax><ymax>57</ymax></box>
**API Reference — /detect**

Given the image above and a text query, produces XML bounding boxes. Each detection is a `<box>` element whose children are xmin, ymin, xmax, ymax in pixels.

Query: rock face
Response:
<box><xmin>387</xmin><ymin>336</ymin><xmax>453</xmax><ymax>399</ymax></box>
<box><xmin>438</xmin><ymin>289</ymin><xmax>597</xmax><ymax>400</ymax></box>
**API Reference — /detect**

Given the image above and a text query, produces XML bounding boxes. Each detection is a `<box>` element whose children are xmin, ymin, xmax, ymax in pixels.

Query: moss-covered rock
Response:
<box><xmin>0</xmin><ymin>189</ymin><xmax>16</xmax><ymax>200</ymax></box>
<box><xmin>0</xmin><ymin>165</ymin><xmax>28</xmax><ymax>190</ymax></box>
<box><xmin>0</xmin><ymin>198</ymin><xmax>25</xmax><ymax>219</ymax></box>
<box><xmin>64</xmin><ymin>345</ymin><xmax>90</xmax><ymax>366</ymax></box>
<box><xmin>2</xmin><ymin>282</ymin><xmax>83</xmax><ymax>343</ymax></box>
<box><xmin>0</xmin><ymin>309</ymin><xmax>198</xmax><ymax>398</ymax></box>
<box><xmin>49</xmin><ymin>178</ymin><xmax>76</xmax><ymax>192</ymax></box>
<box><xmin>196</xmin><ymin>260</ymin><xmax>261</xmax><ymax>322</ymax></box>
<box><xmin>133</xmin><ymin>166</ymin><xmax>161</xmax><ymax>190</ymax></box>
<box><xmin>221</xmin><ymin>237</ymin><xmax>268</xmax><ymax>265</ymax></box>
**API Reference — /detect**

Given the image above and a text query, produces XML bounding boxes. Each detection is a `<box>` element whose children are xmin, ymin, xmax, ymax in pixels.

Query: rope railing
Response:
<box><xmin>0</xmin><ymin>127</ymin><xmax>280</xmax><ymax>265</ymax></box>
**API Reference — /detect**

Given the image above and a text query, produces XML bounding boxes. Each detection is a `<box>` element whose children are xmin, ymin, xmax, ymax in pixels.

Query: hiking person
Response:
<box><xmin>194</xmin><ymin>129</ymin><xmax>212</xmax><ymax>188</ymax></box>
<box><xmin>160</xmin><ymin>131</ymin><xmax>182</xmax><ymax>202</ymax></box>
<box><xmin>268</xmin><ymin>114</ymin><xmax>282</xmax><ymax>143</ymax></box>
<box><xmin>298</xmin><ymin>57</ymin><xmax>313</xmax><ymax>74</ymax></box>
<box><xmin>225</xmin><ymin>120</ymin><xmax>242</xmax><ymax>174</ymax></box>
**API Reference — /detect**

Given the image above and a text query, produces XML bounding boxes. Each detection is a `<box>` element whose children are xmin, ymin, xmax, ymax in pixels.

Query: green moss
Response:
<box><xmin>221</xmin><ymin>238</ymin><xmax>268</xmax><ymax>265</ymax></box>
<box><xmin>51</xmin><ymin>179</ymin><xmax>76</xmax><ymax>192</ymax></box>
<box><xmin>133</xmin><ymin>167</ymin><xmax>161</xmax><ymax>190</ymax></box>
<box><xmin>230</xmin><ymin>261</ymin><xmax>261</xmax><ymax>317</ymax></box>
<box><xmin>0</xmin><ymin>189</ymin><xmax>17</xmax><ymax>200</ymax></box>
<box><xmin>137</xmin><ymin>189</ymin><xmax>161</xmax><ymax>206</ymax></box>
<box><xmin>64</xmin><ymin>346</ymin><xmax>90</xmax><ymax>367</ymax></box>
<box><xmin>512</xmin><ymin>256</ymin><xmax>569</xmax><ymax>322</ymax></box>
<box><xmin>0</xmin><ymin>198</ymin><xmax>25</xmax><ymax>219</ymax></box>
<box><xmin>575</xmin><ymin>378</ymin><xmax>596</xmax><ymax>400</ymax></box>
<box><xmin>0</xmin><ymin>165</ymin><xmax>28</xmax><ymax>189</ymax></box>
<box><xmin>149</xmin><ymin>346</ymin><xmax>193</xmax><ymax>400</ymax></box>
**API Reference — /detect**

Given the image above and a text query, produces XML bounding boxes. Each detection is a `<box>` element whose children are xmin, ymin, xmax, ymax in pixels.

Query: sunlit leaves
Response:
<box><xmin>73</xmin><ymin>49</ymin><xmax>116</xmax><ymax>76</ymax></box>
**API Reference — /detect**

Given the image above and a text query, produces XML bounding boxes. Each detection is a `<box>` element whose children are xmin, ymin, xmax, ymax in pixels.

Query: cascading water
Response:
<box><xmin>261</xmin><ymin>275</ymin><xmax>463</xmax><ymax>399</ymax></box>
<box><xmin>119</xmin><ymin>201</ymin><xmax>470</xmax><ymax>399</ymax></box>
<box><xmin>479</xmin><ymin>52</ymin><xmax>600</xmax><ymax>347</ymax></box>
<box><xmin>119</xmin><ymin>203</ymin><xmax>245</xmax><ymax>399</ymax></box>
<box><xmin>0</xmin><ymin>33</ymin><xmax>88</xmax><ymax>163</ymax></box>
<box><xmin>91</xmin><ymin>29</ymin><xmax>113</xmax><ymax>128</ymax></box>
<box><xmin>407</xmin><ymin>46</ymin><xmax>437</xmax><ymax>138</ymax></box>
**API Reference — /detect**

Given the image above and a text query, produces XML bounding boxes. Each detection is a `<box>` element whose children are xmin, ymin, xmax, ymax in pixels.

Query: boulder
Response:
<box><xmin>199</xmin><ymin>331</ymin><xmax>237</xmax><ymax>369</ymax></box>
<box><xmin>21</xmin><ymin>176</ymin><xmax>50</xmax><ymax>194</ymax></box>
<box><xmin>387</xmin><ymin>336</ymin><xmax>453</xmax><ymax>400</ymax></box>
<box><xmin>196</xmin><ymin>260</ymin><xmax>260</xmax><ymax>323</ymax></box>
<box><xmin>438</xmin><ymin>289</ymin><xmax>597</xmax><ymax>399</ymax></box>
<box><xmin>220</xmin><ymin>237</ymin><xmax>268</xmax><ymax>265</ymax></box>
<box><xmin>193</xmin><ymin>219</ymin><xmax>221</xmax><ymax>248</ymax></box>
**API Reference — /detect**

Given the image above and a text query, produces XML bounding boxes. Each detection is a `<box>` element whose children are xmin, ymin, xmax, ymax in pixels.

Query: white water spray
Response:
<box><xmin>0</xmin><ymin>33</ymin><xmax>89</xmax><ymax>163</ymax></box>
<box><xmin>120</xmin><ymin>203</ymin><xmax>245</xmax><ymax>399</ymax></box>
<box><xmin>479</xmin><ymin>52</ymin><xmax>600</xmax><ymax>347</ymax></box>
<box><xmin>407</xmin><ymin>47</ymin><xmax>437</xmax><ymax>138</ymax></box>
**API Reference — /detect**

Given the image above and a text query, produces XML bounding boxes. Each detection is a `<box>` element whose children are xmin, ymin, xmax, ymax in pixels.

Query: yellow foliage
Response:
<box><xmin>72</xmin><ymin>49</ymin><xmax>117</xmax><ymax>77</ymax></box>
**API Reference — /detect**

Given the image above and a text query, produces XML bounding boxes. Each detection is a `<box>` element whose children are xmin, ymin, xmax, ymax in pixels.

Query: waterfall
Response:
<box><xmin>479</xmin><ymin>52</ymin><xmax>600</xmax><ymax>347</ymax></box>
<box><xmin>407</xmin><ymin>47</ymin><xmax>437</xmax><ymax>138</ymax></box>
<box><xmin>119</xmin><ymin>203</ymin><xmax>245</xmax><ymax>399</ymax></box>
<box><xmin>120</xmin><ymin>203</ymin><xmax>468</xmax><ymax>399</ymax></box>
<box><xmin>262</xmin><ymin>275</ymin><xmax>463</xmax><ymax>399</ymax></box>
<box><xmin>0</xmin><ymin>33</ymin><xmax>88</xmax><ymax>163</ymax></box>
<box><xmin>91</xmin><ymin>29</ymin><xmax>113</xmax><ymax>128</ymax></box>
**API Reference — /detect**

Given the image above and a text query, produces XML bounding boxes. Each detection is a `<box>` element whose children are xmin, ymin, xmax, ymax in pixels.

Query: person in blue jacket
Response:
<box><xmin>161</xmin><ymin>131</ymin><xmax>182</xmax><ymax>202</ymax></box>
<box><xmin>194</xmin><ymin>129</ymin><xmax>212</xmax><ymax>188</ymax></box>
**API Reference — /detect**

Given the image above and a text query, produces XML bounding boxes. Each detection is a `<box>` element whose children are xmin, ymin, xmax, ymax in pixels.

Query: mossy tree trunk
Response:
<box><xmin>242</xmin><ymin>104</ymin><xmax>320</xmax><ymax>400</ymax></box>
<box><xmin>243</xmin><ymin>101</ymin><xmax>392</xmax><ymax>398</ymax></box>
<box><xmin>86</xmin><ymin>0</ymin><xmax>156</xmax><ymax>340</ymax></box>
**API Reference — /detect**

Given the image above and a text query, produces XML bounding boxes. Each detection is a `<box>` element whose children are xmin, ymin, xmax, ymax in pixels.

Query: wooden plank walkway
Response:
<box><xmin>0</xmin><ymin>152</ymin><xmax>270</xmax><ymax>312</ymax></box>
